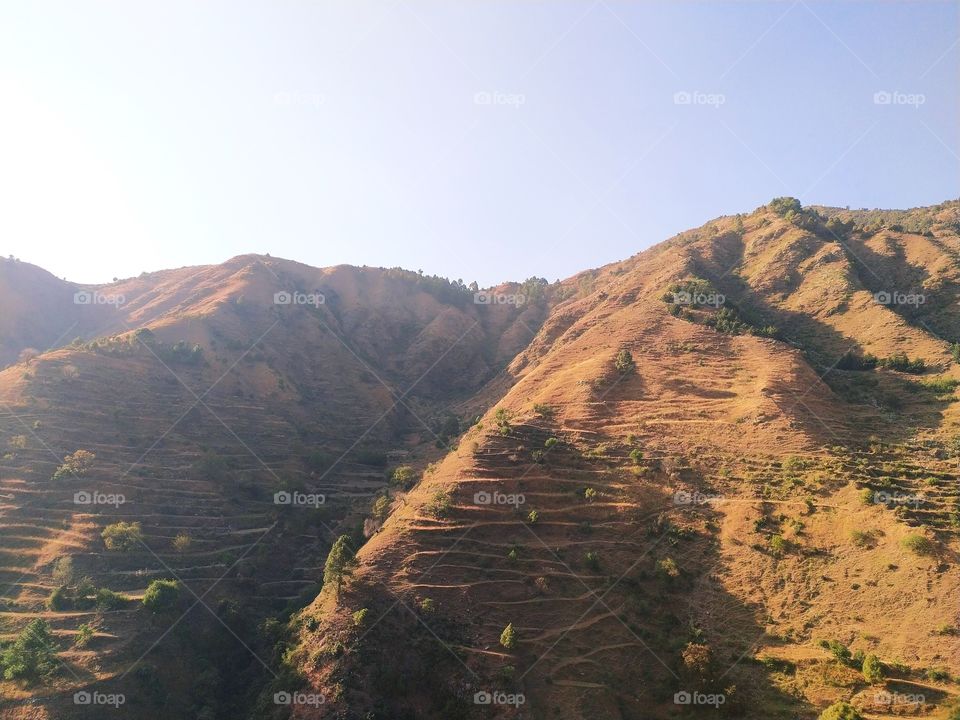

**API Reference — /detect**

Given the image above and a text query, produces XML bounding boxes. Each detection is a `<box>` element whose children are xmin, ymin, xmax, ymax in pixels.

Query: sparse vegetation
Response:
<box><xmin>52</xmin><ymin>449</ymin><xmax>95</xmax><ymax>480</ymax></box>
<box><xmin>499</xmin><ymin>623</ymin><xmax>517</xmax><ymax>650</ymax></box>
<box><xmin>901</xmin><ymin>533</ymin><xmax>935</xmax><ymax>556</ymax></box>
<box><xmin>324</xmin><ymin>535</ymin><xmax>357</xmax><ymax>592</ymax></box>
<box><xmin>614</xmin><ymin>349</ymin><xmax>636</xmax><ymax>374</ymax></box>
<box><xmin>1</xmin><ymin>619</ymin><xmax>58</xmax><ymax>681</ymax></box>
<box><xmin>101</xmin><ymin>521</ymin><xmax>143</xmax><ymax>551</ymax></box>
<box><xmin>818</xmin><ymin>701</ymin><xmax>863</xmax><ymax>720</ymax></box>
<box><xmin>143</xmin><ymin>579</ymin><xmax>181</xmax><ymax>613</ymax></box>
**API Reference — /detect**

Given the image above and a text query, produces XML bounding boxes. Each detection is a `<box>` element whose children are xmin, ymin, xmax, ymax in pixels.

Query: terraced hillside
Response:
<box><xmin>285</xmin><ymin>200</ymin><xmax>960</xmax><ymax>720</ymax></box>
<box><xmin>0</xmin><ymin>257</ymin><xmax>553</xmax><ymax>718</ymax></box>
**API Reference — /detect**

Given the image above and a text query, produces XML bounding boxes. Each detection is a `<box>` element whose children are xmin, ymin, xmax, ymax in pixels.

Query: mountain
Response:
<box><xmin>281</xmin><ymin>199</ymin><xmax>960</xmax><ymax>720</ymax></box>
<box><xmin>1</xmin><ymin>199</ymin><xmax>959</xmax><ymax>720</ymax></box>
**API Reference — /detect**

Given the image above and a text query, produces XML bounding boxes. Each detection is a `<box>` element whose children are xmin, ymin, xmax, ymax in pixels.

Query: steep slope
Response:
<box><xmin>0</xmin><ymin>257</ymin><xmax>553</xmax><ymax>718</ymax></box>
<box><xmin>286</xmin><ymin>200</ymin><xmax>960</xmax><ymax>720</ymax></box>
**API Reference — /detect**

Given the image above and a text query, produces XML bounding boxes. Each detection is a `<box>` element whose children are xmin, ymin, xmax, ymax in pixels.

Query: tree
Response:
<box><xmin>371</xmin><ymin>495</ymin><xmax>391</xmax><ymax>523</ymax></box>
<box><xmin>74</xmin><ymin>624</ymin><xmax>94</xmax><ymax>648</ymax></box>
<box><xmin>324</xmin><ymin>535</ymin><xmax>356</xmax><ymax>592</ymax></box>
<box><xmin>172</xmin><ymin>532</ymin><xmax>192</xmax><ymax>553</ymax></box>
<box><xmin>101</xmin><ymin>521</ymin><xmax>143</xmax><ymax>551</ymax></box>
<box><xmin>862</xmin><ymin>654</ymin><xmax>883</xmax><ymax>683</ymax></box>
<box><xmin>143</xmin><ymin>580</ymin><xmax>181</xmax><ymax>613</ymax></box>
<box><xmin>614</xmin><ymin>349</ymin><xmax>636</xmax><ymax>374</ymax></box>
<box><xmin>1</xmin><ymin>619</ymin><xmax>58</xmax><ymax>681</ymax></box>
<box><xmin>52</xmin><ymin>556</ymin><xmax>74</xmax><ymax>586</ymax></box>
<box><xmin>500</xmin><ymin>623</ymin><xmax>517</xmax><ymax>650</ymax></box>
<box><xmin>818</xmin><ymin>701</ymin><xmax>863</xmax><ymax>720</ymax></box>
<box><xmin>52</xmin><ymin>449</ymin><xmax>95</xmax><ymax>480</ymax></box>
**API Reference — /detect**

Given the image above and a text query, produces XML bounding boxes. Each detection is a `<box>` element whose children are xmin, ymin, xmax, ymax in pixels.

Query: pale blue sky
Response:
<box><xmin>1</xmin><ymin>1</ymin><xmax>957</xmax><ymax>287</ymax></box>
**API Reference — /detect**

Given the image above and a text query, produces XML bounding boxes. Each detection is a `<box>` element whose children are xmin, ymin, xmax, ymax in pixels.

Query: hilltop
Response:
<box><xmin>1</xmin><ymin>199</ymin><xmax>959</xmax><ymax>720</ymax></box>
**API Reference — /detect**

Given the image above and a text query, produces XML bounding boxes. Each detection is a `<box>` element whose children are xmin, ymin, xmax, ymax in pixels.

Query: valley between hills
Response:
<box><xmin>1</xmin><ymin>198</ymin><xmax>959</xmax><ymax>719</ymax></box>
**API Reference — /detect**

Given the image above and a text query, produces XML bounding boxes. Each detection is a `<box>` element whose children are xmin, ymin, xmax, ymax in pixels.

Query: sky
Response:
<box><xmin>0</xmin><ymin>1</ymin><xmax>957</xmax><ymax>287</ymax></box>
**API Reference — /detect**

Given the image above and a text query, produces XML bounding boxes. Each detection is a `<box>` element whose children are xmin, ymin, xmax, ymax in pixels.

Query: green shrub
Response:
<box><xmin>323</xmin><ymin>535</ymin><xmax>357</xmax><ymax>592</ymax></box>
<box><xmin>769</xmin><ymin>197</ymin><xmax>802</xmax><ymax>216</ymax></box>
<box><xmin>862</xmin><ymin>654</ymin><xmax>883</xmax><ymax>683</ymax></box>
<box><xmin>584</xmin><ymin>551</ymin><xmax>600</xmax><ymax>570</ymax></box>
<box><xmin>143</xmin><ymin>580</ymin><xmax>180</xmax><ymax>613</ymax></box>
<box><xmin>493</xmin><ymin>408</ymin><xmax>513</xmax><ymax>435</ymax></box>
<box><xmin>628</xmin><ymin>448</ymin><xmax>643</xmax><ymax>465</ymax></box>
<box><xmin>879</xmin><ymin>352</ymin><xmax>926</xmax><ymax>374</ymax></box>
<box><xmin>769</xmin><ymin>534</ymin><xmax>787</xmax><ymax>556</ymax></box>
<box><xmin>533</xmin><ymin>403</ymin><xmax>555</xmax><ymax>419</ymax></box>
<box><xmin>352</xmin><ymin>608</ymin><xmax>369</xmax><ymax>627</ymax></box>
<box><xmin>614</xmin><ymin>349</ymin><xmax>636</xmax><ymax>374</ymax></box>
<box><xmin>499</xmin><ymin>623</ymin><xmax>517</xmax><ymax>650</ymax></box>
<box><xmin>818</xmin><ymin>701</ymin><xmax>863</xmax><ymax>720</ymax></box>
<box><xmin>427</xmin><ymin>489</ymin><xmax>452</xmax><ymax>518</ymax></box>
<box><xmin>656</xmin><ymin>557</ymin><xmax>679</xmax><ymax>578</ymax></box>
<box><xmin>583</xmin><ymin>487</ymin><xmax>598</xmax><ymax>502</ymax></box>
<box><xmin>371</xmin><ymin>494</ymin><xmax>391</xmax><ymax>523</ymax></box>
<box><xmin>74</xmin><ymin>624</ymin><xmax>94</xmax><ymax>649</ymax></box>
<box><xmin>544</xmin><ymin>437</ymin><xmax>559</xmax><ymax>449</ymax></box>
<box><xmin>849</xmin><ymin>530</ymin><xmax>873</xmax><ymax>547</ymax></box>
<box><xmin>101</xmin><ymin>521</ymin><xmax>143</xmax><ymax>551</ymax></box>
<box><xmin>901</xmin><ymin>534</ymin><xmax>935</xmax><ymax>556</ymax></box>
<box><xmin>95</xmin><ymin>588</ymin><xmax>126</xmax><ymax>610</ymax></box>
<box><xmin>390</xmin><ymin>465</ymin><xmax>417</xmax><ymax>489</ymax></box>
<box><xmin>52</xmin><ymin>449</ymin><xmax>95</xmax><ymax>480</ymax></box>
<box><xmin>1</xmin><ymin>619</ymin><xmax>58</xmax><ymax>681</ymax></box>
<box><xmin>527</xmin><ymin>510</ymin><xmax>539</xmax><ymax>524</ymax></box>
<box><xmin>47</xmin><ymin>585</ymin><xmax>69</xmax><ymax>611</ymax></box>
